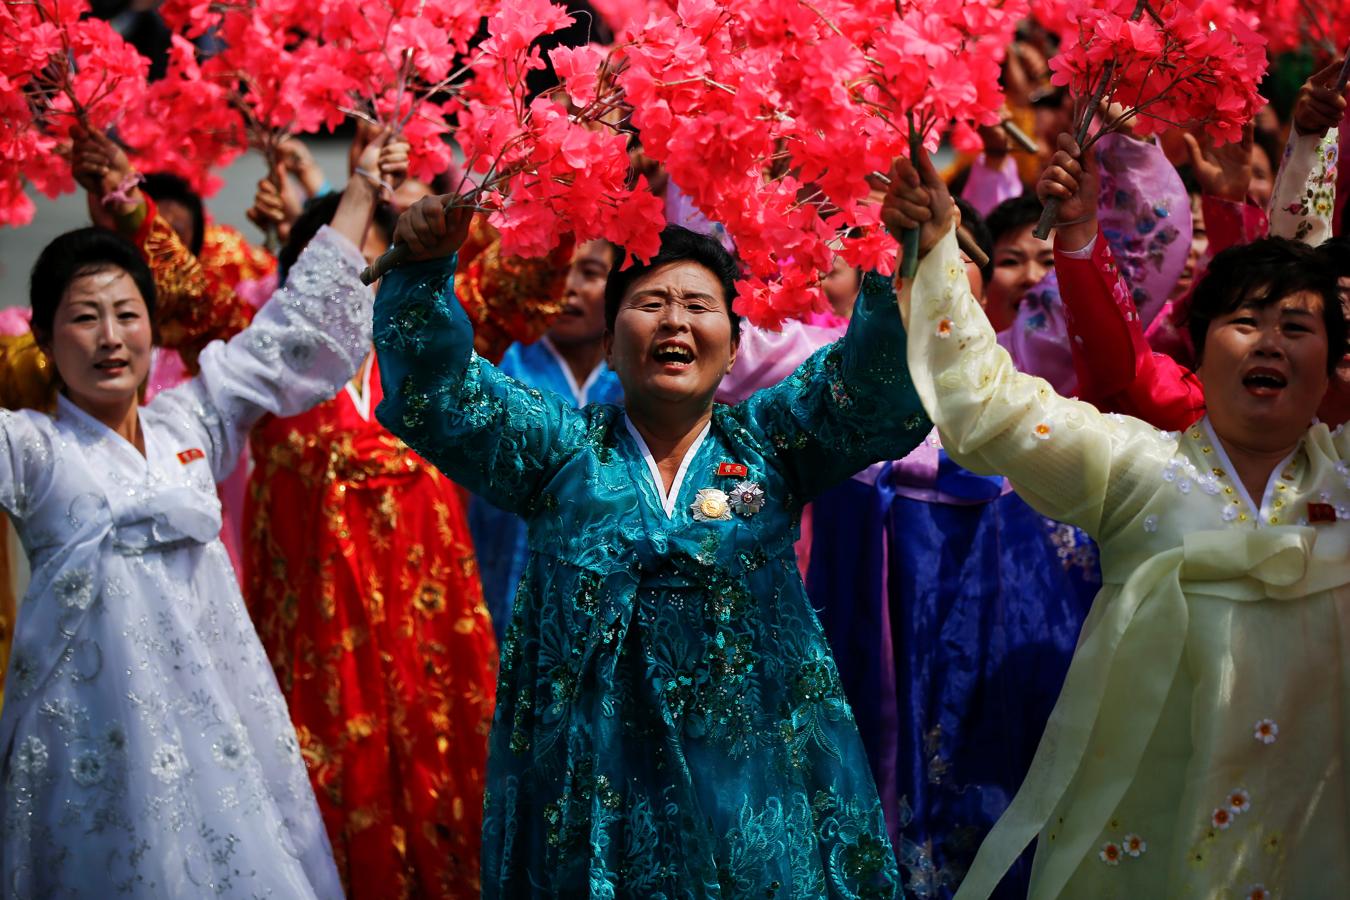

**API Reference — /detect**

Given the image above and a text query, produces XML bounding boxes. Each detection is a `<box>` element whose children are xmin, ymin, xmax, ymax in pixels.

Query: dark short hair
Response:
<box><xmin>955</xmin><ymin>197</ymin><xmax>994</xmax><ymax>286</ymax></box>
<box><xmin>1188</xmin><ymin>237</ymin><xmax>1344</xmax><ymax>374</ymax></box>
<box><xmin>1318</xmin><ymin>235</ymin><xmax>1349</xmax><ymax>279</ymax></box>
<box><xmin>985</xmin><ymin>193</ymin><xmax>1044</xmax><ymax>248</ymax></box>
<box><xmin>605</xmin><ymin>225</ymin><xmax>742</xmax><ymax>342</ymax></box>
<box><xmin>142</xmin><ymin>172</ymin><xmax>205</xmax><ymax>257</ymax></box>
<box><xmin>277</xmin><ymin>192</ymin><xmax>397</xmax><ymax>287</ymax></box>
<box><xmin>29</xmin><ymin>228</ymin><xmax>156</xmax><ymax>343</ymax></box>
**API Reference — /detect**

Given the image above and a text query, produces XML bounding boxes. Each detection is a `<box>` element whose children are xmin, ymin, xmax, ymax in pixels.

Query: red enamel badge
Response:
<box><xmin>1308</xmin><ymin>502</ymin><xmax>1337</xmax><ymax>524</ymax></box>
<box><xmin>177</xmin><ymin>448</ymin><xmax>206</xmax><ymax>465</ymax></box>
<box><xmin>717</xmin><ymin>462</ymin><xmax>748</xmax><ymax>478</ymax></box>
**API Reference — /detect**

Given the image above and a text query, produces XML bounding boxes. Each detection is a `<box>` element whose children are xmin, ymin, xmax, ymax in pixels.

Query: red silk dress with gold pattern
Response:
<box><xmin>244</xmin><ymin>357</ymin><xmax>497</xmax><ymax>898</ymax></box>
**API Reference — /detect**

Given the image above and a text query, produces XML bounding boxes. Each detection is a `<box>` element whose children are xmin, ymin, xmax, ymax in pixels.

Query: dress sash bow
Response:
<box><xmin>955</xmin><ymin>527</ymin><xmax>1347</xmax><ymax>900</ymax></box>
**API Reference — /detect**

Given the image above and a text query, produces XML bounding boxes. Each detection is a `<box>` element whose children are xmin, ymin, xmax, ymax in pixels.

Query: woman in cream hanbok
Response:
<box><xmin>0</xmin><ymin>162</ymin><xmax>386</xmax><ymax>897</ymax></box>
<box><xmin>885</xmin><ymin>152</ymin><xmax>1350</xmax><ymax>898</ymax></box>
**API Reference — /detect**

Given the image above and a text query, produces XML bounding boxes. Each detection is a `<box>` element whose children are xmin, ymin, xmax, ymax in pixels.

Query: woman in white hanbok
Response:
<box><xmin>0</xmin><ymin>162</ymin><xmax>385</xmax><ymax>897</ymax></box>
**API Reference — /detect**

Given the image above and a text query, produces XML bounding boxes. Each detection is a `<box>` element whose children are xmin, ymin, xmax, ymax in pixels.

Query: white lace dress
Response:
<box><xmin>0</xmin><ymin>227</ymin><xmax>367</xmax><ymax>898</ymax></box>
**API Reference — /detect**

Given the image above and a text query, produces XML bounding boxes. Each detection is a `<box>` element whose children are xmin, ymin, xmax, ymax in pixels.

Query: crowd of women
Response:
<box><xmin>0</xmin><ymin>8</ymin><xmax>1348</xmax><ymax>898</ymax></box>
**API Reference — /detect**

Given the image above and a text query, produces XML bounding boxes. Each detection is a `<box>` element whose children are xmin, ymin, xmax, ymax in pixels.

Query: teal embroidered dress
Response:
<box><xmin>373</xmin><ymin>256</ymin><xmax>929</xmax><ymax>899</ymax></box>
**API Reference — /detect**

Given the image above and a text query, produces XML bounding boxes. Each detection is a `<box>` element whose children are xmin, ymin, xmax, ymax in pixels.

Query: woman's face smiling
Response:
<box><xmin>43</xmin><ymin>265</ymin><xmax>153</xmax><ymax>418</ymax></box>
<box><xmin>605</xmin><ymin>260</ymin><xmax>737</xmax><ymax>414</ymax></box>
<box><xmin>1199</xmin><ymin>290</ymin><xmax>1330</xmax><ymax>454</ymax></box>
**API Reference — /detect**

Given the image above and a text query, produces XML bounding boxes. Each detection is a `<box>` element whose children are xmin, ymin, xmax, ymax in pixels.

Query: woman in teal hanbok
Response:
<box><xmin>372</xmin><ymin>196</ymin><xmax>930</xmax><ymax>899</ymax></box>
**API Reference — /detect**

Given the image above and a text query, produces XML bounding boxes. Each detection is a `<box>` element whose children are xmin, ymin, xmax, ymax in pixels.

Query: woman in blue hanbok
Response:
<box><xmin>373</xmin><ymin>196</ymin><xmax>931</xmax><ymax>898</ymax></box>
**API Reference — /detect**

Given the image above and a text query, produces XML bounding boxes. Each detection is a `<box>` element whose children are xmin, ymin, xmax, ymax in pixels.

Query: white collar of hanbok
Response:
<box><xmin>56</xmin><ymin>393</ymin><xmax>151</xmax><ymax>463</ymax></box>
<box><xmin>540</xmin><ymin>336</ymin><xmax>605</xmax><ymax>407</ymax></box>
<box><xmin>623</xmin><ymin>414</ymin><xmax>712</xmax><ymax>518</ymax></box>
<box><xmin>1200</xmin><ymin>415</ymin><xmax>1301</xmax><ymax>528</ymax></box>
<box><xmin>344</xmin><ymin>354</ymin><xmax>375</xmax><ymax>421</ymax></box>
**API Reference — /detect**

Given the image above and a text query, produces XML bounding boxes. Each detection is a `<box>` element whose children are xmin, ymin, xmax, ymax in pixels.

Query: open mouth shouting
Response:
<box><xmin>652</xmin><ymin>340</ymin><xmax>695</xmax><ymax>372</ymax></box>
<box><xmin>1241</xmin><ymin>366</ymin><xmax>1288</xmax><ymax>397</ymax></box>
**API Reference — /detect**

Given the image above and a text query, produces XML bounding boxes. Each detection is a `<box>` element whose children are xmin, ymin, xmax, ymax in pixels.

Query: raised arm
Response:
<box><xmin>153</xmin><ymin>171</ymin><xmax>383</xmax><ymax>482</ymax></box>
<box><xmin>1040</xmin><ymin>134</ymin><xmax>1206</xmax><ymax>430</ymax></box>
<box><xmin>1269</xmin><ymin>59</ymin><xmax>1346</xmax><ymax>245</ymax></box>
<box><xmin>894</xmin><ymin>154</ymin><xmax>1165</xmax><ymax>539</ymax></box>
<box><xmin>373</xmin><ymin>196</ymin><xmax>588</xmax><ymax>515</ymax></box>
<box><xmin>734</xmin><ymin>265</ymin><xmax>931</xmax><ymax>501</ymax></box>
<box><xmin>1053</xmin><ymin>236</ymin><xmax>1206</xmax><ymax>429</ymax></box>
<box><xmin>129</xmin><ymin>200</ymin><xmax>256</xmax><ymax>368</ymax></box>
<box><xmin>72</xmin><ymin>127</ymin><xmax>256</xmax><ymax>370</ymax></box>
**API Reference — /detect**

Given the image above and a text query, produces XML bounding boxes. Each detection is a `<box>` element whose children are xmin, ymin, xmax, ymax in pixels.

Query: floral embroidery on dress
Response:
<box><xmin>14</xmin><ymin>735</ymin><xmax>48</xmax><ymax>775</ymax></box>
<box><xmin>1275</xmin><ymin>130</ymin><xmax>1338</xmax><ymax>243</ymax></box>
<box><xmin>1228</xmin><ymin>788</ymin><xmax>1251</xmax><ymax>814</ymax></box>
<box><xmin>1211</xmin><ymin>807</ymin><xmax>1234</xmax><ymax>830</ymax></box>
<box><xmin>211</xmin><ymin>723</ymin><xmax>251</xmax><ymax>770</ymax></box>
<box><xmin>53</xmin><ymin>568</ymin><xmax>95</xmax><ymax>610</ymax></box>
<box><xmin>1254</xmin><ymin>718</ymin><xmax>1279</xmax><ymax>744</ymax></box>
<box><xmin>150</xmin><ymin>743</ymin><xmax>188</xmax><ymax>783</ymax></box>
<box><xmin>1246</xmin><ymin>884</ymin><xmax>1271</xmax><ymax>900</ymax></box>
<box><xmin>1099</xmin><ymin>841</ymin><xmax>1122</xmax><ymax>865</ymax></box>
<box><xmin>1122</xmin><ymin>833</ymin><xmax>1146</xmax><ymax>857</ymax></box>
<box><xmin>374</xmin><ymin>256</ymin><xmax>925</xmax><ymax>899</ymax></box>
<box><xmin>1033</xmin><ymin>422</ymin><xmax>1053</xmax><ymax>441</ymax></box>
<box><xmin>69</xmin><ymin>749</ymin><xmax>108</xmax><ymax>787</ymax></box>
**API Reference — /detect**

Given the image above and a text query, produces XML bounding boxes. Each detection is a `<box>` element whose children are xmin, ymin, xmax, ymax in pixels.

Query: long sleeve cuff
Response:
<box><xmin>1055</xmin><ymin>231</ymin><xmax>1152</xmax><ymax>403</ymax></box>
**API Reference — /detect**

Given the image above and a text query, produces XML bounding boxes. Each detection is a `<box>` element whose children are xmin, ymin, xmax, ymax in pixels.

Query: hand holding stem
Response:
<box><xmin>881</xmin><ymin>148</ymin><xmax>956</xmax><ymax>266</ymax></box>
<box><xmin>331</xmin><ymin>130</ymin><xmax>393</xmax><ymax>253</ymax></box>
<box><xmin>1036</xmin><ymin>132</ymin><xmax>1099</xmax><ymax>251</ymax></box>
<box><xmin>392</xmin><ymin>194</ymin><xmax>474</xmax><ymax>262</ymax></box>
<box><xmin>70</xmin><ymin>125</ymin><xmax>143</xmax><ymax>219</ymax></box>
<box><xmin>1292</xmin><ymin>57</ymin><xmax>1349</xmax><ymax>137</ymax></box>
<box><xmin>246</xmin><ymin>162</ymin><xmax>303</xmax><ymax>243</ymax></box>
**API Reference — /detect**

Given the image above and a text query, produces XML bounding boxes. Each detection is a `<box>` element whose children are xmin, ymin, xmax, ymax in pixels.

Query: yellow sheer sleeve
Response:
<box><xmin>901</xmin><ymin>226</ymin><xmax>1172</xmax><ymax>542</ymax></box>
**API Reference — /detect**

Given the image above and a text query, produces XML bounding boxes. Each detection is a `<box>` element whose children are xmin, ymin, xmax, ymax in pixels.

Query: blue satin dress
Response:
<box><xmin>807</xmin><ymin>440</ymin><xmax>1100</xmax><ymax>898</ymax></box>
<box><xmin>374</xmin><ymin>257</ymin><xmax>930</xmax><ymax>898</ymax></box>
<box><xmin>469</xmin><ymin>339</ymin><xmax>623</xmax><ymax>640</ymax></box>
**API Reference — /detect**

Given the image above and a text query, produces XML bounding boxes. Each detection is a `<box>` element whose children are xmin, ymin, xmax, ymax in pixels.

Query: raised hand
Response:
<box><xmin>1292</xmin><ymin>58</ymin><xmax>1349</xmax><ymax>137</ymax></box>
<box><xmin>246</xmin><ymin>163</ymin><xmax>303</xmax><ymax>243</ymax></box>
<box><xmin>277</xmin><ymin>138</ymin><xmax>326</xmax><ymax>198</ymax></box>
<box><xmin>881</xmin><ymin>148</ymin><xmax>955</xmax><ymax>259</ymax></box>
<box><xmin>377</xmin><ymin>135</ymin><xmax>410</xmax><ymax>192</ymax></box>
<box><xmin>1182</xmin><ymin>123</ymin><xmax>1253</xmax><ymax>203</ymax></box>
<box><xmin>393</xmin><ymin>195</ymin><xmax>473</xmax><ymax>262</ymax></box>
<box><xmin>347</xmin><ymin>119</ymin><xmax>383</xmax><ymax>178</ymax></box>
<box><xmin>1035</xmin><ymin>132</ymin><xmax>1098</xmax><ymax>250</ymax></box>
<box><xmin>70</xmin><ymin>126</ymin><xmax>142</xmax><ymax>216</ymax></box>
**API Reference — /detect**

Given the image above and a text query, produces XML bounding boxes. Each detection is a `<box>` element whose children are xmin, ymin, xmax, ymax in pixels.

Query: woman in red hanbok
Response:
<box><xmin>243</xmin><ymin>200</ymin><xmax>571</xmax><ymax>897</ymax></box>
<box><xmin>245</xmin><ymin>341</ymin><xmax>498</xmax><ymax>897</ymax></box>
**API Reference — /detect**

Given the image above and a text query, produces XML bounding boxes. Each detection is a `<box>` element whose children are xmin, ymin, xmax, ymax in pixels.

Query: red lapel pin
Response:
<box><xmin>717</xmin><ymin>462</ymin><xmax>748</xmax><ymax>478</ymax></box>
<box><xmin>1307</xmin><ymin>502</ymin><xmax>1337</xmax><ymax>524</ymax></box>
